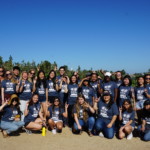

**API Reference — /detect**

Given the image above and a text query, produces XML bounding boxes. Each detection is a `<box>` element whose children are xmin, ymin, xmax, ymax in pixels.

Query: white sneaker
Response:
<box><xmin>52</xmin><ymin>129</ymin><xmax>56</xmax><ymax>134</ymax></box>
<box><xmin>99</xmin><ymin>132</ymin><xmax>104</xmax><ymax>137</ymax></box>
<box><xmin>127</xmin><ymin>132</ymin><xmax>133</xmax><ymax>140</ymax></box>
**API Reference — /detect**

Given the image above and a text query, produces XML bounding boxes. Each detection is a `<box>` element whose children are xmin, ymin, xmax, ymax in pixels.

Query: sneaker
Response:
<box><xmin>23</xmin><ymin>128</ymin><xmax>32</xmax><ymax>135</ymax></box>
<box><xmin>127</xmin><ymin>132</ymin><xmax>133</xmax><ymax>140</ymax></box>
<box><xmin>99</xmin><ymin>132</ymin><xmax>104</xmax><ymax>137</ymax></box>
<box><xmin>52</xmin><ymin>129</ymin><xmax>56</xmax><ymax>134</ymax></box>
<box><xmin>87</xmin><ymin>131</ymin><xmax>93</xmax><ymax>137</ymax></box>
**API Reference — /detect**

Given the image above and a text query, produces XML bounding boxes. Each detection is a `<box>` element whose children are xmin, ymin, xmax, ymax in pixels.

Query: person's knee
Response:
<box><xmin>124</xmin><ymin>126</ymin><xmax>132</xmax><ymax>133</ymax></box>
<box><xmin>57</xmin><ymin>124</ymin><xmax>63</xmax><ymax>130</ymax></box>
<box><xmin>36</xmin><ymin>124</ymin><xmax>42</xmax><ymax>130</ymax></box>
<box><xmin>10</xmin><ymin>125</ymin><xmax>19</xmax><ymax>132</ymax></box>
<box><xmin>143</xmin><ymin>133</ymin><xmax>150</xmax><ymax>141</ymax></box>
<box><xmin>106</xmin><ymin>133</ymin><xmax>114</xmax><ymax>139</ymax></box>
<box><xmin>119</xmin><ymin>133</ymin><xmax>124</xmax><ymax>139</ymax></box>
<box><xmin>89</xmin><ymin>117</ymin><xmax>95</xmax><ymax>123</ymax></box>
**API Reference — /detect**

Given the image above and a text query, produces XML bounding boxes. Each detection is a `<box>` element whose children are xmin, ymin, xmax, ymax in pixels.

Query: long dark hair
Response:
<box><xmin>102</xmin><ymin>94</ymin><xmax>114</xmax><ymax>109</ymax></box>
<box><xmin>47</xmin><ymin>70</ymin><xmax>57</xmax><ymax>89</ymax></box>
<box><xmin>136</xmin><ymin>76</ymin><xmax>145</xmax><ymax>87</ymax></box>
<box><xmin>10</xmin><ymin>97</ymin><xmax>21</xmax><ymax>113</ymax></box>
<box><xmin>122</xmin><ymin>100</ymin><xmax>133</xmax><ymax>113</ymax></box>
<box><xmin>121</xmin><ymin>75</ymin><xmax>132</xmax><ymax>86</ymax></box>
<box><xmin>36</xmin><ymin>70</ymin><xmax>47</xmax><ymax>88</ymax></box>
<box><xmin>70</xmin><ymin>75</ymin><xmax>78</xmax><ymax>84</ymax></box>
<box><xmin>29</xmin><ymin>94</ymin><xmax>39</xmax><ymax>106</ymax></box>
<box><xmin>52</xmin><ymin>97</ymin><xmax>62</xmax><ymax>117</ymax></box>
<box><xmin>28</xmin><ymin>94</ymin><xmax>39</xmax><ymax>111</ymax></box>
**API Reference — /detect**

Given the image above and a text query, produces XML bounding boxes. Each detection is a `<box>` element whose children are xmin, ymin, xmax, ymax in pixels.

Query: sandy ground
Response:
<box><xmin>0</xmin><ymin>127</ymin><xmax>150</xmax><ymax>150</ymax></box>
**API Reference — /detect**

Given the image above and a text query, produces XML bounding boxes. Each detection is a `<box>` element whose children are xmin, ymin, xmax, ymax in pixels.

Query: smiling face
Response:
<box><xmin>59</xmin><ymin>68</ymin><xmax>65</xmax><ymax>76</ymax></box>
<box><xmin>78</xmin><ymin>97</ymin><xmax>85</xmax><ymax>105</ymax></box>
<box><xmin>116</xmin><ymin>72</ymin><xmax>122</xmax><ymax>80</ymax></box>
<box><xmin>91</xmin><ymin>74</ymin><xmax>97</xmax><ymax>82</ymax></box>
<box><xmin>71</xmin><ymin>76</ymin><xmax>77</xmax><ymax>83</ymax></box>
<box><xmin>32</xmin><ymin>94</ymin><xmax>39</xmax><ymax>103</ymax></box>
<box><xmin>49</xmin><ymin>71</ymin><xmax>55</xmax><ymax>79</ymax></box>
<box><xmin>6</xmin><ymin>71</ymin><xmax>13</xmax><ymax>80</ymax></box>
<box><xmin>39</xmin><ymin>72</ymin><xmax>45</xmax><ymax>80</ymax></box>
<box><xmin>0</xmin><ymin>68</ymin><xmax>4</xmax><ymax>77</ymax></box>
<box><xmin>145</xmin><ymin>75</ymin><xmax>150</xmax><ymax>84</ymax></box>
<box><xmin>123</xmin><ymin>101</ymin><xmax>130</xmax><ymax>110</ymax></box>
<box><xmin>138</xmin><ymin>77</ymin><xmax>144</xmax><ymax>85</ymax></box>
<box><xmin>104</xmin><ymin>76</ymin><xmax>111</xmax><ymax>82</ymax></box>
<box><xmin>103</xmin><ymin>95</ymin><xmax>111</xmax><ymax>103</ymax></box>
<box><xmin>123</xmin><ymin>78</ymin><xmax>130</xmax><ymax>86</ymax></box>
<box><xmin>54</xmin><ymin>98</ymin><xmax>60</xmax><ymax>106</ymax></box>
<box><xmin>13</xmin><ymin>69</ymin><xmax>20</xmax><ymax>76</ymax></box>
<box><xmin>22</xmin><ymin>72</ymin><xmax>28</xmax><ymax>80</ymax></box>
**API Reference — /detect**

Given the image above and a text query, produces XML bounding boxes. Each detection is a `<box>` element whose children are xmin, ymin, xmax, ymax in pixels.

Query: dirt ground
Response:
<box><xmin>0</xmin><ymin>127</ymin><xmax>150</xmax><ymax>150</ymax></box>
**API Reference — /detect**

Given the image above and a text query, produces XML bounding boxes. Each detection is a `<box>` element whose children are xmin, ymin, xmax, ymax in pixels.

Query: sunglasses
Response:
<box><xmin>0</xmin><ymin>70</ymin><xmax>4</xmax><ymax>73</ymax></box>
<box><xmin>146</xmin><ymin>78</ymin><xmax>150</xmax><ymax>80</ymax></box>
<box><xmin>31</xmin><ymin>73</ymin><xmax>35</xmax><ymax>75</ymax></box>
<box><xmin>54</xmin><ymin>100</ymin><xmax>59</xmax><ymax>102</ymax></box>
<box><xmin>6</xmin><ymin>73</ymin><xmax>12</xmax><ymax>76</ymax></box>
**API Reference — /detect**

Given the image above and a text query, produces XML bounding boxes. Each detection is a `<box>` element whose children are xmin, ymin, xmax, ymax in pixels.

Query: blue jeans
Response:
<box><xmin>95</xmin><ymin>118</ymin><xmax>114</xmax><ymax>139</ymax></box>
<box><xmin>138</xmin><ymin>125</ymin><xmax>150</xmax><ymax>141</ymax></box>
<box><xmin>74</xmin><ymin>117</ymin><xmax>95</xmax><ymax>131</ymax></box>
<box><xmin>1</xmin><ymin>120</ymin><xmax>24</xmax><ymax>134</ymax></box>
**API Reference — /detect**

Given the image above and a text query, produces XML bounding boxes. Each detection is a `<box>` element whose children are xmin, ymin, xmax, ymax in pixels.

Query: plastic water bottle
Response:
<box><xmin>42</xmin><ymin>126</ymin><xmax>46</xmax><ymax>136</ymax></box>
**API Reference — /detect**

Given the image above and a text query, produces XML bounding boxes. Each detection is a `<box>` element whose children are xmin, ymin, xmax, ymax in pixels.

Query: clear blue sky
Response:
<box><xmin>0</xmin><ymin>0</ymin><xmax>150</xmax><ymax>73</ymax></box>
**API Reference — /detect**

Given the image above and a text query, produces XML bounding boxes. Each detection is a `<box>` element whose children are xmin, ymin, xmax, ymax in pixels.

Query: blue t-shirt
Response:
<box><xmin>118</xmin><ymin>86</ymin><xmax>133</xmax><ymax>105</ymax></box>
<box><xmin>48</xmin><ymin>106</ymin><xmax>64</xmax><ymax>121</ymax></box>
<box><xmin>36</xmin><ymin>83</ymin><xmax>46</xmax><ymax>101</ymax></box>
<box><xmin>115</xmin><ymin>80</ymin><xmax>122</xmax><ymax>88</ymax></box>
<box><xmin>1</xmin><ymin>106</ymin><xmax>20</xmax><ymax>122</ymax></box>
<box><xmin>134</xmin><ymin>86</ymin><xmax>147</xmax><ymax>101</ymax></box>
<box><xmin>81</xmin><ymin>86</ymin><xmax>95</xmax><ymax>106</ymax></box>
<box><xmin>19</xmin><ymin>80</ymin><xmax>33</xmax><ymax>100</ymax></box>
<box><xmin>121</xmin><ymin>110</ymin><xmax>135</xmax><ymax>127</ymax></box>
<box><xmin>97</xmin><ymin>100</ymin><xmax>118</xmax><ymax>124</ymax></box>
<box><xmin>67</xmin><ymin>83</ymin><xmax>78</xmax><ymax>105</ymax></box>
<box><xmin>47</xmin><ymin>80</ymin><xmax>58</xmax><ymax>97</ymax></box>
<box><xmin>146</xmin><ymin>84</ymin><xmax>150</xmax><ymax>100</ymax></box>
<box><xmin>90</xmin><ymin>80</ymin><xmax>101</xmax><ymax>97</ymax></box>
<box><xmin>24</xmin><ymin>103</ymin><xmax>41</xmax><ymax>123</ymax></box>
<box><xmin>73</xmin><ymin>105</ymin><xmax>90</xmax><ymax>120</ymax></box>
<box><xmin>2</xmin><ymin>80</ymin><xmax>16</xmax><ymax>94</ymax></box>
<box><xmin>101</xmin><ymin>81</ymin><xmax>117</xmax><ymax>98</ymax></box>
<box><xmin>56</xmin><ymin>75</ymin><xmax>63</xmax><ymax>84</ymax></box>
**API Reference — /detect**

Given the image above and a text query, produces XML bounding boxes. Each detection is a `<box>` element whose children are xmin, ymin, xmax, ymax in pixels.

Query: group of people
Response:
<box><xmin>0</xmin><ymin>65</ymin><xmax>150</xmax><ymax>142</ymax></box>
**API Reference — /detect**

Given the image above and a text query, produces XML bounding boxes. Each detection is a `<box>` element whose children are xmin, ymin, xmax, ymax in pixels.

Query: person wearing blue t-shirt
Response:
<box><xmin>0</xmin><ymin>94</ymin><xmax>24</xmax><ymax>138</ymax></box>
<box><xmin>0</xmin><ymin>67</ymin><xmax>5</xmax><ymax>105</ymax></box>
<box><xmin>119</xmin><ymin>100</ymin><xmax>135</xmax><ymax>140</ymax></box>
<box><xmin>90</xmin><ymin>72</ymin><xmax>102</xmax><ymax>98</ymax></box>
<box><xmin>94</xmin><ymin>91</ymin><xmax>118</xmax><ymax>139</ymax></box>
<box><xmin>135</xmin><ymin>76</ymin><xmax>148</xmax><ymax>124</ymax></box>
<box><xmin>1</xmin><ymin>70</ymin><xmax>19</xmax><ymax>104</ymax></box>
<box><xmin>24</xmin><ymin>94</ymin><xmax>44</xmax><ymax>131</ymax></box>
<box><xmin>114</xmin><ymin>71</ymin><xmax>123</xmax><ymax>88</ymax></box>
<box><xmin>118</xmin><ymin>75</ymin><xmax>135</xmax><ymax>107</ymax></box>
<box><xmin>58</xmin><ymin>76</ymin><xmax>68</xmax><ymax>105</ymax></box>
<box><xmin>138</xmin><ymin>100</ymin><xmax>150</xmax><ymax>141</ymax></box>
<box><xmin>19</xmin><ymin>71</ymin><xmax>33</xmax><ymax>121</ymax></box>
<box><xmin>73</xmin><ymin>94</ymin><xmax>95</xmax><ymax>137</ymax></box>
<box><xmin>47</xmin><ymin>70</ymin><xmax>59</xmax><ymax>104</ymax></box>
<box><xmin>101</xmin><ymin>72</ymin><xmax>118</xmax><ymax>102</ymax></box>
<box><xmin>67</xmin><ymin>75</ymin><xmax>79</xmax><ymax>127</ymax></box>
<box><xmin>33</xmin><ymin>70</ymin><xmax>48</xmax><ymax>120</ymax></box>
<box><xmin>144</xmin><ymin>74</ymin><xmax>150</xmax><ymax>100</ymax></box>
<box><xmin>47</xmin><ymin>97</ymin><xmax>68</xmax><ymax>134</ymax></box>
<box><xmin>79</xmin><ymin>78</ymin><xmax>95</xmax><ymax>106</ymax></box>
